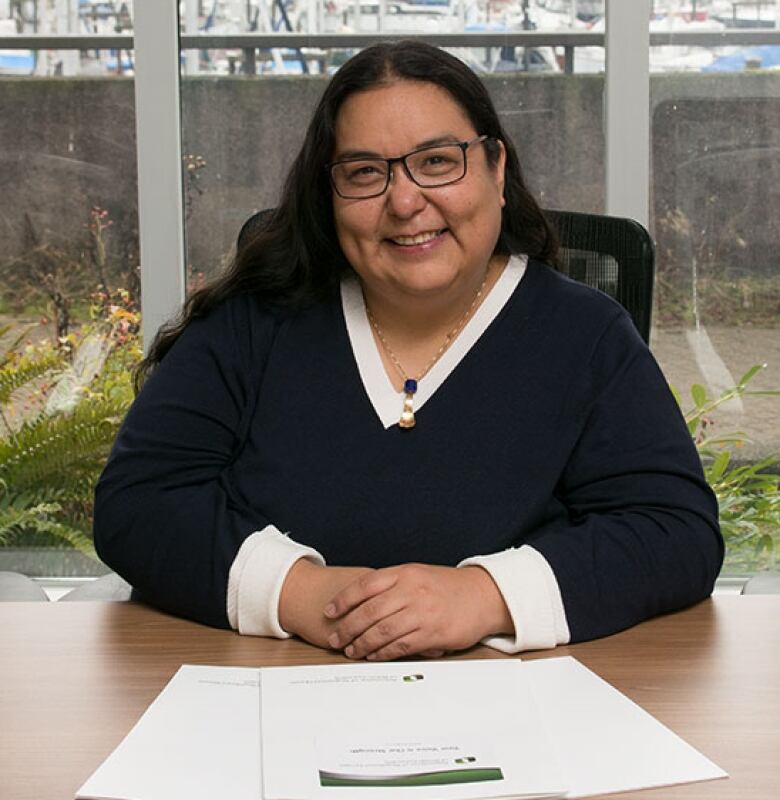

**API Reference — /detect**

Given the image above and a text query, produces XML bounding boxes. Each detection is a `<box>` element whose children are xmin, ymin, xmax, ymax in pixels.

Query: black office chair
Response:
<box><xmin>237</xmin><ymin>208</ymin><xmax>273</xmax><ymax>251</ymax></box>
<box><xmin>237</xmin><ymin>208</ymin><xmax>655</xmax><ymax>344</ymax></box>
<box><xmin>545</xmin><ymin>210</ymin><xmax>655</xmax><ymax>345</ymax></box>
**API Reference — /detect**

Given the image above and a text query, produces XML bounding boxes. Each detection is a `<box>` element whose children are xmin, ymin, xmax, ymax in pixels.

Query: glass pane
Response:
<box><xmin>649</xmin><ymin>8</ymin><xmax>780</xmax><ymax>577</ymax></box>
<box><xmin>1</xmin><ymin>0</ymin><xmax>134</xmax><ymax>76</ymax></box>
<box><xmin>0</xmin><ymin>1</ymin><xmax>139</xmax><ymax>583</ymax></box>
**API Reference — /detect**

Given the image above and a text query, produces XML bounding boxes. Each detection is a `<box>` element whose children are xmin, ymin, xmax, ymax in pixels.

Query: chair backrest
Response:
<box><xmin>544</xmin><ymin>209</ymin><xmax>655</xmax><ymax>344</ymax></box>
<box><xmin>237</xmin><ymin>208</ymin><xmax>273</xmax><ymax>251</ymax></box>
<box><xmin>237</xmin><ymin>208</ymin><xmax>655</xmax><ymax>344</ymax></box>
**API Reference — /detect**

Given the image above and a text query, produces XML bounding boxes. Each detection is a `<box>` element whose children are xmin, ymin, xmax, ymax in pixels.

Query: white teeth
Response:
<box><xmin>392</xmin><ymin>230</ymin><xmax>442</xmax><ymax>246</ymax></box>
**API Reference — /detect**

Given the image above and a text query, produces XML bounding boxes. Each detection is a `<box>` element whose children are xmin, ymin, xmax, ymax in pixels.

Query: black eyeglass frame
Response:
<box><xmin>327</xmin><ymin>135</ymin><xmax>490</xmax><ymax>200</ymax></box>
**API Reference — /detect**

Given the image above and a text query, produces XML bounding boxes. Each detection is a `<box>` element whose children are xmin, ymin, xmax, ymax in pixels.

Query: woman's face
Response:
<box><xmin>331</xmin><ymin>80</ymin><xmax>506</xmax><ymax>307</ymax></box>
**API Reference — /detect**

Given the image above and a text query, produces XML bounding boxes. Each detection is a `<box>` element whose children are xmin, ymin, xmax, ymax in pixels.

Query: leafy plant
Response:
<box><xmin>0</xmin><ymin>292</ymin><xmax>140</xmax><ymax>557</ymax></box>
<box><xmin>0</xmin><ymin>208</ymin><xmax>140</xmax><ymax>340</ymax></box>
<box><xmin>0</xmin><ymin>490</ymin><xmax>95</xmax><ymax>557</ymax></box>
<box><xmin>674</xmin><ymin>364</ymin><xmax>780</xmax><ymax>572</ymax></box>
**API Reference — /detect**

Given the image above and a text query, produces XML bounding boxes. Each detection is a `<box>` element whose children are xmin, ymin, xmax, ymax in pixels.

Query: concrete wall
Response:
<box><xmin>1</xmin><ymin>71</ymin><xmax>779</xmax><ymax>292</ymax></box>
<box><xmin>177</xmin><ymin>72</ymin><xmax>605</xmax><ymax>278</ymax></box>
<box><xmin>0</xmin><ymin>78</ymin><xmax>139</xmax><ymax>286</ymax></box>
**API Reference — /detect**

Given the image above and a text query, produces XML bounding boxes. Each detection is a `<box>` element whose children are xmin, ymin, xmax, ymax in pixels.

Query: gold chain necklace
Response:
<box><xmin>366</xmin><ymin>271</ymin><xmax>490</xmax><ymax>429</ymax></box>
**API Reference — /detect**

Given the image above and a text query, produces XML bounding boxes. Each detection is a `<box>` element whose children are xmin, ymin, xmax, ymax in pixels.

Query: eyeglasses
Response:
<box><xmin>327</xmin><ymin>135</ymin><xmax>490</xmax><ymax>200</ymax></box>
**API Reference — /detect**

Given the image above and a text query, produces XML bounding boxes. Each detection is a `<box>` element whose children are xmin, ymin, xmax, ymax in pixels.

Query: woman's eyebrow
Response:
<box><xmin>333</xmin><ymin>135</ymin><xmax>465</xmax><ymax>161</ymax></box>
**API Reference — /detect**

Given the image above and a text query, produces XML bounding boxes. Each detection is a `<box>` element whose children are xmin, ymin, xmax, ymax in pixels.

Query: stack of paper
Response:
<box><xmin>76</xmin><ymin>657</ymin><xmax>727</xmax><ymax>800</ymax></box>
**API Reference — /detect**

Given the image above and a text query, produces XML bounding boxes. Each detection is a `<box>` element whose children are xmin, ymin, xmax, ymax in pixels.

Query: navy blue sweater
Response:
<box><xmin>94</xmin><ymin>260</ymin><xmax>723</xmax><ymax>641</ymax></box>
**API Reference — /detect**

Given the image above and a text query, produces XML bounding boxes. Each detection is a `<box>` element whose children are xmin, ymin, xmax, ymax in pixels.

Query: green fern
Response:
<box><xmin>0</xmin><ymin>397</ymin><xmax>125</xmax><ymax>497</ymax></box>
<box><xmin>0</xmin><ymin>352</ymin><xmax>62</xmax><ymax>406</ymax></box>
<box><xmin>0</xmin><ymin>492</ymin><xmax>96</xmax><ymax>557</ymax></box>
<box><xmin>0</xmin><ymin>304</ymin><xmax>138</xmax><ymax>557</ymax></box>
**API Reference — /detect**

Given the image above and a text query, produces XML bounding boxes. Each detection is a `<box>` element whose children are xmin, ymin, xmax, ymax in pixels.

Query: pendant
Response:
<box><xmin>399</xmin><ymin>393</ymin><xmax>416</xmax><ymax>429</ymax></box>
<box><xmin>399</xmin><ymin>378</ymin><xmax>418</xmax><ymax>429</ymax></box>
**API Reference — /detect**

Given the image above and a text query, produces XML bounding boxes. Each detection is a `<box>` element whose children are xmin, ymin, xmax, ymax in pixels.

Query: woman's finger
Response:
<box><xmin>342</xmin><ymin>608</ymin><xmax>420</xmax><ymax>659</ymax></box>
<box><xmin>363</xmin><ymin>630</ymin><xmax>434</xmax><ymax>662</ymax></box>
<box><xmin>324</xmin><ymin>567</ymin><xmax>398</xmax><ymax>619</ymax></box>
<box><xmin>328</xmin><ymin>589</ymin><xmax>407</xmax><ymax>650</ymax></box>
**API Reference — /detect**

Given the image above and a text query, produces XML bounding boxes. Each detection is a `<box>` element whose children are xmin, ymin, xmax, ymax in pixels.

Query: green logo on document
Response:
<box><xmin>403</xmin><ymin>674</ymin><xmax>424</xmax><ymax>682</ymax></box>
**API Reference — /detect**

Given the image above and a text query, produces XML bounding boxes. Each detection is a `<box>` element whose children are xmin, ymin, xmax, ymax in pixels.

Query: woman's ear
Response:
<box><xmin>494</xmin><ymin>139</ymin><xmax>507</xmax><ymax>207</ymax></box>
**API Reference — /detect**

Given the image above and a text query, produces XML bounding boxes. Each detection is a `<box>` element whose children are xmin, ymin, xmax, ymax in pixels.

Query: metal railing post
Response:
<box><xmin>133</xmin><ymin>1</ymin><xmax>186</xmax><ymax>351</ymax></box>
<box><xmin>605</xmin><ymin>0</ymin><xmax>651</xmax><ymax>226</ymax></box>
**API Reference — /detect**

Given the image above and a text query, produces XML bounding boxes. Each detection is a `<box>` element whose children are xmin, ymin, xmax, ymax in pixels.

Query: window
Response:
<box><xmin>648</xmin><ymin>8</ymin><xmax>780</xmax><ymax>576</ymax></box>
<box><xmin>0</xmin><ymin>0</ymin><xmax>138</xmax><ymax>580</ymax></box>
<box><xmin>3</xmin><ymin>1</ymin><xmax>777</xmax><ymax>587</ymax></box>
<box><xmin>178</xmin><ymin>3</ymin><xmax>605</xmax><ymax>286</ymax></box>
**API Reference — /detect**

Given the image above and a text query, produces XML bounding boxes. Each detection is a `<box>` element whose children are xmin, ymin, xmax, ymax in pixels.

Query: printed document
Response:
<box><xmin>260</xmin><ymin>660</ymin><xmax>565</xmax><ymax>799</ymax></box>
<box><xmin>76</xmin><ymin>657</ymin><xmax>727</xmax><ymax>800</ymax></box>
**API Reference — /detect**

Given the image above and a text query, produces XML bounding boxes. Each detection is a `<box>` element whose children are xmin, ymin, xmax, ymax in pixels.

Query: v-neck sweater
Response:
<box><xmin>94</xmin><ymin>258</ymin><xmax>723</xmax><ymax>651</ymax></box>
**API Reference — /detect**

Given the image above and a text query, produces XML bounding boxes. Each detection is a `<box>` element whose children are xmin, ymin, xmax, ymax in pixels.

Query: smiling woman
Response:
<box><xmin>93</xmin><ymin>41</ymin><xmax>723</xmax><ymax>662</ymax></box>
<box><xmin>331</xmin><ymin>81</ymin><xmax>508</xmax><ymax>397</ymax></box>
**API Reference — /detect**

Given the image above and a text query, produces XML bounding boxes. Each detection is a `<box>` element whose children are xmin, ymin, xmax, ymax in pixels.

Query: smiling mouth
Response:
<box><xmin>389</xmin><ymin>229</ymin><xmax>445</xmax><ymax>246</ymax></box>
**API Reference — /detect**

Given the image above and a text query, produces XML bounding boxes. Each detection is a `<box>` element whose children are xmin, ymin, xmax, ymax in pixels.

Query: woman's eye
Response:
<box><xmin>347</xmin><ymin>164</ymin><xmax>383</xmax><ymax>181</ymax></box>
<box><xmin>419</xmin><ymin>151</ymin><xmax>458</xmax><ymax>171</ymax></box>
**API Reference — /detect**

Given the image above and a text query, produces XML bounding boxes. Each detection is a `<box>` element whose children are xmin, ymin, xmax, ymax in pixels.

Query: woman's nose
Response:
<box><xmin>384</xmin><ymin>165</ymin><xmax>427</xmax><ymax>217</ymax></box>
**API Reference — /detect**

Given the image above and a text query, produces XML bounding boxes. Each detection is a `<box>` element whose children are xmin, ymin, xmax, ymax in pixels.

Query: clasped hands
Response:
<box><xmin>278</xmin><ymin>560</ymin><xmax>513</xmax><ymax>662</ymax></box>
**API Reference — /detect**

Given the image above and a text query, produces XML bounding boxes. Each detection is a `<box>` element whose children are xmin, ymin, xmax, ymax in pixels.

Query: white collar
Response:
<box><xmin>341</xmin><ymin>254</ymin><xmax>528</xmax><ymax>429</ymax></box>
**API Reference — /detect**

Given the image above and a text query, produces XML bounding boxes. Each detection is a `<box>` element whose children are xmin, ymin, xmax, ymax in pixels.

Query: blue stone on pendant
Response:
<box><xmin>404</xmin><ymin>378</ymin><xmax>418</xmax><ymax>394</ymax></box>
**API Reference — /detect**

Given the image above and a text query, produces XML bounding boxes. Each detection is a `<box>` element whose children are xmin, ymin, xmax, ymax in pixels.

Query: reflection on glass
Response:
<box><xmin>179</xmin><ymin>0</ymin><xmax>602</xmax><ymax>78</ymax></box>
<box><xmin>0</xmin><ymin>0</ymin><xmax>134</xmax><ymax>77</ymax></box>
<box><xmin>179</xmin><ymin>5</ymin><xmax>608</xmax><ymax>282</ymax></box>
<box><xmin>0</xmin><ymin>1</ymin><xmax>139</xmax><ymax>580</ymax></box>
<box><xmin>648</xmin><ymin>5</ymin><xmax>780</xmax><ymax>576</ymax></box>
<box><xmin>180</xmin><ymin>51</ymin><xmax>605</xmax><ymax>290</ymax></box>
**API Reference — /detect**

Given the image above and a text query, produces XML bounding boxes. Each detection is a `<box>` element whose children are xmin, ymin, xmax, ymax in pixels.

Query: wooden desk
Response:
<box><xmin>1</xmin><ymin>596</ymin><xmax>778</xmax><ymax>800</ymax></box>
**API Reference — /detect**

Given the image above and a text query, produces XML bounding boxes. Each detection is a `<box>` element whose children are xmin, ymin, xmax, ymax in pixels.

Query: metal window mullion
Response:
<box><xmin>605</xmin><ymin>0</ymin><xmax>651</xmax><ymax>227</ymax></box>
<box><xmin>133</xmin><ymin>1</ymin><xmax>186</xmax><ymax>352</ymax></box>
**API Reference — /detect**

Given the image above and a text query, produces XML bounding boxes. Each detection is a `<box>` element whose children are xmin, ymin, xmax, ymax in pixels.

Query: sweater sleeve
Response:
<box><xmin>526</xmin><ymin>311</ymin><xmax>724</xmax><ymax>644</ymax></box>
<box><xmin>93</xmin><ymin>297</ymin><xmax>275</xmax><ymax>629</ymax></box>
<box><xmin>458</xmin><ymin>545</ymin><xmax>570</xmax><ymax>653</ymax></box>
<box><xmin>227</xmin><ymin>527</ymin><xmax>326</xmax><ymax>636</ymax></box>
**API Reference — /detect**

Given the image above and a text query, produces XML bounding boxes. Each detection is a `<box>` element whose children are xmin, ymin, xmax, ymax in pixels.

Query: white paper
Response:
<box><xmin>260</xmin><ymin>660</ymin><xmax>565</xmax><ymax>800</ymax></box>
<box><xmin>76</xmin><ymin>665</ymin><xmax>261</xmax><ymax>800</ymax></box>
<box><xmin>523</xmin><ymin>657</ymin><xmax>728</xmax><ymax>798</ymax></box>
<box><xmin>76</xmin><ymin>657</ymin><xmax>727</xmax><ymax>800</ymax></box>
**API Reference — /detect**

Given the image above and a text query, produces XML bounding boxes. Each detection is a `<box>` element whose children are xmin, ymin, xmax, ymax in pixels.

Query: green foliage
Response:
<box><xmin>0</xmin><ymin>348</ymin><xmax>61</xmax><ymax>406</ymax></box>
<box><xmin>677</xmin><ymin>364</ymin><xmax>780</xmax><ymax>572</ymax></box>
<box><xmin>0</xmin><ymin>292</ymin><xmax>140</xmax><ymax>555</ymax></box>
<box><xmin>0</xmin><ymin>490</ymin><xmax>96</xmax><ymax>557</ymax></box>
<box><xmin>0</xmin><ymin>325</ymin><xmax>61</xmax><ymax>405</ymax></box>
<box><xmin>0</xmin><ymin>396</ymin><xmax>127</xmax><ymax>512</ymax></box>
<box><xmin>0</xmin><ymin>207</ymin><xmax>140</xmax><ymax>340</ymax></box>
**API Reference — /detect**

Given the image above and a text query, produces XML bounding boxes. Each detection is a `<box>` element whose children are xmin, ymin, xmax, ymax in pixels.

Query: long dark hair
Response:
<box><xmin>137</xmin><ymin>41</ymin><xmax>557</xmax><ymax>387</ymax></box>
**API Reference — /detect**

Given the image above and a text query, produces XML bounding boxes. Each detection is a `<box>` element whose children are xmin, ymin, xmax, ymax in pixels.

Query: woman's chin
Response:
<box><xmin>389</xmin><ymin>270</ymin><xmax>465</xmax><ymax>300</ymax></box>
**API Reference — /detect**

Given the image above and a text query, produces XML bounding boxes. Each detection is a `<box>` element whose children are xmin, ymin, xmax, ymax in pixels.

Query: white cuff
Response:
<box><xmin>458</xmin><ymin>545</ymin><xmax>570</xmax><ymax>654</ymax></box>
<box><xmin>227</xmin><ymin>526</ymin><xmax>325</xmax><ymax>638</ymax></box>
